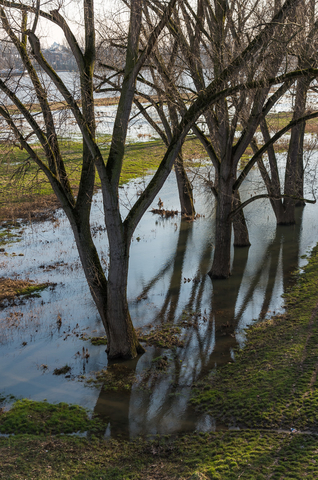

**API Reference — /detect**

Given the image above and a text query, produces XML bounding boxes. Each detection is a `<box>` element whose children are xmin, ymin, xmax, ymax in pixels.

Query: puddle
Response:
<box><xmin>1</xmin><ymin>152</ymin><xmax>318</xmax><ymax>438</ymax></box>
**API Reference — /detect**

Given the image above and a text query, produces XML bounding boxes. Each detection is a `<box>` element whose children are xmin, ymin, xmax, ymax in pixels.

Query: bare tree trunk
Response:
<box><xmin>283</xmin><ymin>77</ymin><xmax>310</xmax><ymax>221</ymax></box>
<box><xmin>209</xmin><ymin>158</ymin><xmax>250</xmax><ymax>277</ymax></box>
<box><xmin>209</xmin><ymin>174</ymin><xmax>233</xmax><ymax>279</ymax></box>
<box><xmin>70</xmin><ymin>214</ymin><xmax>109</xmax><ymax>329</ymax></box>
<box><xmin>294</xmin><ymin>122</ymin><xmax>305</xmax><ymax>206</ymax></box>
<box><xmin>106</xmin><ymin>237</ymin><xmax>144</xmax><ymax>359</ymax></box>
<box><xmin>232</xmin><ymin>190</ymin><xmax>250</xmax><ymax>247</ymax></box>
<box><xmin>69</xmin><ymin>196</ymin><xmax>144</xmax><ymax>360</ymax></box>
<box><xmin>174</xmin><ymin>153</ymin><xmax>195</xmax><ymax>217</ymax></box>
<box><xmin>273</xmin><ymin>200</ymin><xmax>290</xmax><ymax>225</ymax></box>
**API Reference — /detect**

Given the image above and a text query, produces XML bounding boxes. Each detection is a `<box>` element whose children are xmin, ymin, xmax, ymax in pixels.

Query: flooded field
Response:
<box><xmin>1</xmin><ymin>157</ymin><xmax>318</xmax><ymax>438</ymax></box>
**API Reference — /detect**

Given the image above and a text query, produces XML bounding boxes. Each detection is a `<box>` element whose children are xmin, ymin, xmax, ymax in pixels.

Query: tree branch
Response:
<box><xmin>229</xmin><ymin>193</ymin><xmax>316</xmax><ymax>220</ymax></box>
<box><xmin>234</xmin><ymin>109</ymin><xmax>318</xmax><ymax>192</ymax></box>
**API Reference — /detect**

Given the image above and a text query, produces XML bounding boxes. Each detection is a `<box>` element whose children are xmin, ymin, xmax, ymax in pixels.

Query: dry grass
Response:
<box><xmin>0</xmin><ymin>278</ymin><xmax>48</xmax><ymax>303</ymax></box>
<box><xmin>0</xmin><ymin>278</ymin><xmax>34</xmax><ymax>301</ymax></box>
<box><xmin>0</xmin><ymin>194</ymin><xmax>60</xmax><ymax>224</ymax></box>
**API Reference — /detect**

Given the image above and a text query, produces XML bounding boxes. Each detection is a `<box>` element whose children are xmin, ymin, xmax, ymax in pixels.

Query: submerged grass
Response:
<box><xmin>0</xmin><ymin>223</ymin><xmax>23</xmax><ymax>248</ymax></box>
<box><xmin>0</xmin><ymin>278</ymin><xmax>49</xmax><ymax>304</ymax></box>
<box><xmin>86</xmin><ymin>364</ymin><xmax>137</xmax><ymax>391</ymax></box>
<box><xmin>138</xmin><ymin>323</ymin><xmax>184</xmax><ymax>348</ymax></box>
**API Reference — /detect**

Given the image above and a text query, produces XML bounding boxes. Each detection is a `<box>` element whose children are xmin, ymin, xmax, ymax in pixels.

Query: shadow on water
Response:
<box><xmin>93</xmin><ymin>356</ymin><xmax>141</xmax><ymax>440</ymax></box>
<box><xmin>92</xmin><ymin>206</ymin><xmax>306</xmax><ymax>438</ymax></box>
<box><xmin>0</xmin><ymin>169</ymin><xmax>315</xmax><ymax>438</ymax></box>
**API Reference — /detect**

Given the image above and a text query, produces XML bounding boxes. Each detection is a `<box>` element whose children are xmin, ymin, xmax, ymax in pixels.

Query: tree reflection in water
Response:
<box><xmin>94</xmin><ymin>207</ymin><xmax>305</xmax><ymax>438</ymax></box>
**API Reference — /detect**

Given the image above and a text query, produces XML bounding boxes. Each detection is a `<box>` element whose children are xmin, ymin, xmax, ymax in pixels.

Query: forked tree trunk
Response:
<box><xmin>174</xmin><ymin>154</ymin><xmax>195</xmax><ymax>217</ymax></box>
<box><xmin>209</xmin><ymin>163</ymin><xmax>250</xmax><ymax>278</ymax></box>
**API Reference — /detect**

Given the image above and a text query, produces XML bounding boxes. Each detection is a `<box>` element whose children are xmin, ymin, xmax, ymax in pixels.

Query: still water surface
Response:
<box><xmin>0</xmin><ymin>163</ymin><xmax>318</xmax><ymax>438</ymax></box>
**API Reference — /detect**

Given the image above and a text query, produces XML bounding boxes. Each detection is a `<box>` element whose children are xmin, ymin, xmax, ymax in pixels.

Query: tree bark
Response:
<box><xmin>106</xmin><ymin>238</ymin><xmax>145</xmax><ymax>359</ymax></box>
<box><xmin>174</xmin><ymin>154</ymin><xmax>195</xmax><ymax>217</ymax></box>
<box><xmin>283</xmin><ymin>77</ymin><xmax>310</xmax><ymax>221</ymax></box>
<box><xmin>209</xmin><ymin>171</ymin><xmax>233</xmax><ymax>279</ymax></box>
<box><xmin>70</xmin><ymin>210</ymin><xmax>144</xmax><ymax>360</ymax></box>
<box><xmin>232</xmin><ymin>190</ymin><xmax>250</xmax><ymax>247</ymax></box>
<box><xmin>70</xmin><ymin>214</ymin><xmax>108</xmax><ymax>329</ymax></box>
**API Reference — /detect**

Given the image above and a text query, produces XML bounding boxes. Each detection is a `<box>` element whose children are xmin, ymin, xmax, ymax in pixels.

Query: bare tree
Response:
<box><xmin>95</xmin><ymin>5</ymin><xmax>196</xmax><ymax>217</ymax></box>
<box><xmin>155</xmin><ymin>0</ymin><xmax>318</xmax><ymax>278</ymax></box>
<box><xmin>0</xmin><ymin>0</ymin><xmax>316</xmax><ymax>359</ymax></box>
<box><xmin>252</xmin><ymin>0</ymin><xmax>318</xmax><ymax>225</ymax></box>
<box><xmin>0</xmin><ymin>0</ymin><xmax>178</xmax><ymax>359</ymax></box>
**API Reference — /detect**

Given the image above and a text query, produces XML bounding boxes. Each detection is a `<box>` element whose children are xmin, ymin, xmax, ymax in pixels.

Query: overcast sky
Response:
<box><xmin>36</xmin><ymin>0</ymin><xmax>126</xmax><ymax>47</ymax></box>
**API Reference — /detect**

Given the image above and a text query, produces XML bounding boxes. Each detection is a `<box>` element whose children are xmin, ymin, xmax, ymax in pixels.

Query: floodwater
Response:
<box><xmin>1</xmin><ymin>156</ymin><xmax>318</xmax><ymax>439</ymax></box>
<box><xmin>0</xmin><ymin>70</ymin><xmax>309</xmax><ymax>144</ymax></box>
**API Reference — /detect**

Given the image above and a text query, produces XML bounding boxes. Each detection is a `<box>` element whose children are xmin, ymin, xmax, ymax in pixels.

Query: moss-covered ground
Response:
<box><xmin>0</xmin><ymin>399</ymin><xmax>94</xmax><ymax>435</ymax></box>
<box><xmin>0</xmin><ymin>430</ymin><xmax>318</xmax><ymax>479</ymax></box>
<box><xmin>1</xmin><ymin>244</ymin><xmax>318</xmax><ymax>477</ymax></box>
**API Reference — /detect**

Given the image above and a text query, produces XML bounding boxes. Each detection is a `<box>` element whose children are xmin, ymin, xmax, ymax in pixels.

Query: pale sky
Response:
<box><xmin>36</xmin><ymin>0</ymin><xmax>126</xmax><ymax>47</ymax></box>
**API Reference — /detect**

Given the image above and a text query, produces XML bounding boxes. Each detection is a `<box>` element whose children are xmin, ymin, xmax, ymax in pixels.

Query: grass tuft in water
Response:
<box><xmin>0</xmin><ymin>278</ymin><xmax>50</xmax><ymax>304</ymax></box>
<box><xmin>53</xmin><ymin>365</ymin><xmax>72</xmax><ymax>376</ymax></box>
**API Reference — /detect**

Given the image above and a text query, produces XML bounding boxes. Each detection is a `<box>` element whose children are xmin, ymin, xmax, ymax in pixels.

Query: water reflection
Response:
<box><xmin>0</xmin><ymin>170</ymin><xmax>316</xmax><ymax>438</ymax></box>
<box><xmin>94</xmin><ymin>357</ymin><xmax>140</xmax><ymax>440</ymax></box>
<box><xmin>93</xmin><ymin>205</ymin><xmax>306</xmax><ymax>438</ymax></box>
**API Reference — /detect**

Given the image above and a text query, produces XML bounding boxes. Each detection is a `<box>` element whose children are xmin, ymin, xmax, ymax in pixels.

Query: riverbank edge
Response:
<box><xmin>1</xmin><ymin>245</ymin><xmax>318</xmax><ymax>478</ymax></box>
<box><xmin>191</xmin><ymin>243</ymin><xmax>318</xmax><ymax>432</ymax></box>
<box><xmin>1</xmin><ymin>109</ymin><xmax>310</xmax><ymax>225</ymax></box>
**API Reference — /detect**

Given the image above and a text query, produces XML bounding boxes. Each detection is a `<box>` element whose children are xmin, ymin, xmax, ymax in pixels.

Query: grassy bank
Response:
<box><xmin>191</xmin><ymin>245</ymin><xmax>318</xmax><ymax>433</ymax></box>
<box><xmin>0</xmin><ymin>136</ymin><xmax>206</xmax><ymax>223</ymax></box>
<box><xmin>1</xmin><ymin>245</ymin><xmax>318</xmax><ymax>478</ymax></box>
<box><xmin>2</xmin><ymin>109</ymin><xmax>318</xmax><ymax>223</ymax></box>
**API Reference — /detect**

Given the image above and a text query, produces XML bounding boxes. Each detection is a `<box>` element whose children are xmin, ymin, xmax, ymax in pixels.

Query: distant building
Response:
<box><xmin>42</xmin><ymin>43</ymin><xmax>77</xmax><ymax>72</ymax></box>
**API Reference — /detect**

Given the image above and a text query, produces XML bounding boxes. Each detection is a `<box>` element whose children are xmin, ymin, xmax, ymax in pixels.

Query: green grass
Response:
<box><xmin>0</xmin><ymin>136</ymin><xmax>207</xmax><ymax>221</ymax></box>
<box><xmin>2</xmin><ymin>111</ymin><xmax>318</xmax><ymax>222</ymax></box>
<box><xmin>0</xmin><ymin>431</ymin><xmax>318</xmax><ymax>479</ymax></box>
<box><xmin>0</xmin><ymin>399</ymin><xmax>93</xmax><ymax>435</ymax></box>
<box><xmin>81</xmin><ymin>335</ymin><xmax>108</xmax><ymax>345</ymax></box>
<box><xmin>191</xmin><ymin>244</ymin><xmax>318</xmax><ymax>431</ymax></box>
<box><xmin>16</xmin><ymin>284</ymin><xmax>49</xmax><ymax>296</ymax></box>
<box><xmin>0</xmin><ymin>224</ymin><xmax>23</xmax><ymax>247</ymax></box>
